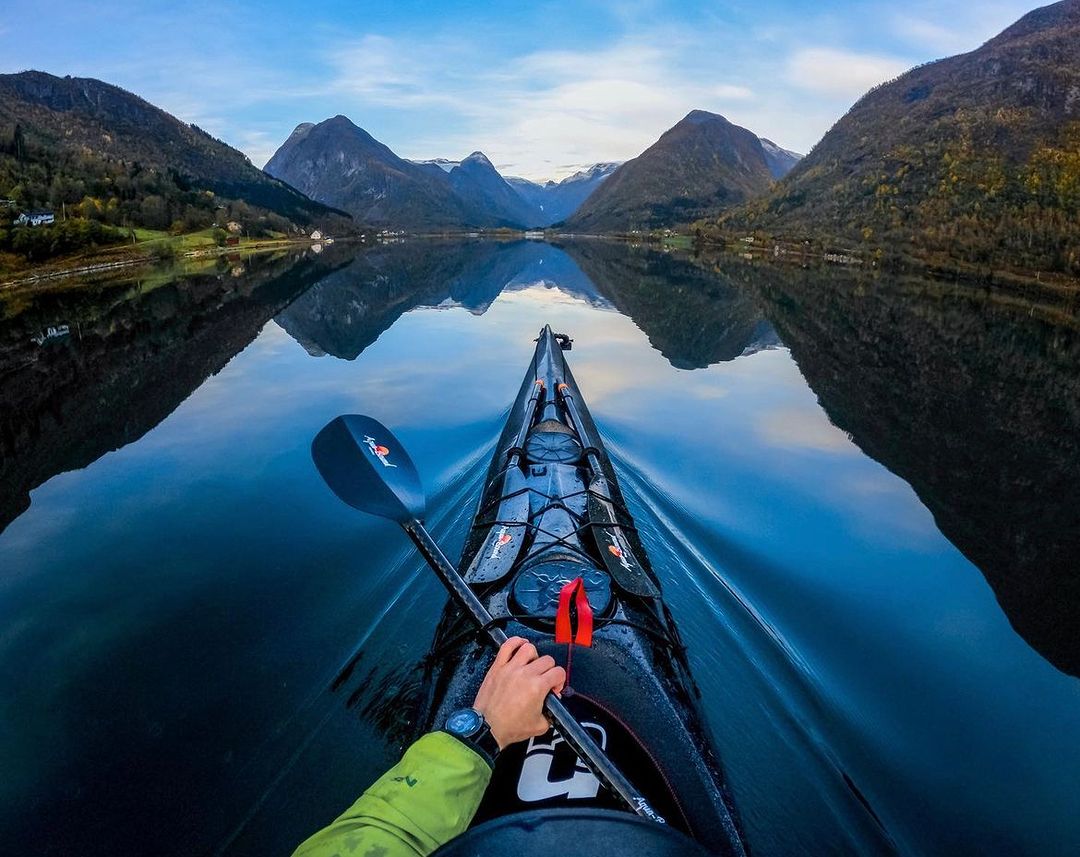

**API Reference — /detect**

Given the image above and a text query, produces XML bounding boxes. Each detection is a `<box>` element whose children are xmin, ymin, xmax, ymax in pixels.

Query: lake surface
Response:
<box><xmin>2</xmin><ymin>240</ymin><xmax>1078</xmax><ymax>856</ymax></box>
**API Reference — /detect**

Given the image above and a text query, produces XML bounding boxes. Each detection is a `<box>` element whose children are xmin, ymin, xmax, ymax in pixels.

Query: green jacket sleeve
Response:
<box><xmin>292</xmin><ymin>731</ymin><xmax>493</xmax><ymax>857</ymax></box>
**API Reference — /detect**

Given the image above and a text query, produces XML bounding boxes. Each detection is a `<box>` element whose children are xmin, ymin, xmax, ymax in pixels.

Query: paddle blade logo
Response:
<box><xmin>363</xmin><ymin>435</ymin><xmax>397</xmax><ymax>468</ymax></box>
<box><xmin>490</xmin><ymin>526</ymin><xmax>513</xmax><ymax>559</ymax></box>
<box><xmin>608</xmin><ymin>542</ymin><xmax>633</xmax><ymax>571</ymax></box>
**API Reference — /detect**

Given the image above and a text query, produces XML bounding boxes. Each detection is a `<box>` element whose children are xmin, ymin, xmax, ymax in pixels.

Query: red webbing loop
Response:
<box><xmin>555</xmin><ymin>577</ymin><xmax>593</xmax><ymax>646</ymax></box>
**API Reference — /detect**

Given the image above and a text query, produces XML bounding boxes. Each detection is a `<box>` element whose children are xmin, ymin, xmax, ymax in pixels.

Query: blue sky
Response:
<box><xmin>0</xmin><ymin>0</ymin><xmax>1041</xmax><ymax>179</ymax></box>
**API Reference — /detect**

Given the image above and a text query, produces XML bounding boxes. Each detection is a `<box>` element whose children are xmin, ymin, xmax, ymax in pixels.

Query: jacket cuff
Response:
<box><xmin>439</xmin><ymin>729</ymin><xmax>497</xmax><ymax>769</ymax></box>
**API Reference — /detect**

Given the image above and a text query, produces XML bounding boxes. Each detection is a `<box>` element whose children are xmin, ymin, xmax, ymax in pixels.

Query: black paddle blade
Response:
<box><xmin>464</xmin><ymin>467</ymin><xmax>530</xmax><ymax>584</ymax></box>
<box><xmin>311</xmin><ymin>415</ymin><xmax>426</xmax><ymax>523</ymax></box>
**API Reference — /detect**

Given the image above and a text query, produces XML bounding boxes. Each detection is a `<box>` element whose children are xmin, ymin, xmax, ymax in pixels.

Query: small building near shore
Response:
<box><xmin>15</xmin><ymin>209</ymin><xmax>55</xmax><ymax>227</ymax></box>
<box><xmin>310</xmin><ymin>229</ymin><xmax>323</xmax><ymax>240</ymax></box>
<box><xmin>226</xmin><ymin>221</ymin><xmax>243</xmax><ymax>233</ymax></box>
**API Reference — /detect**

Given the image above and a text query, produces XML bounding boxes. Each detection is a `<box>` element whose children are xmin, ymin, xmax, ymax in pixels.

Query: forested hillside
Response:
<box><xmin>0</xmin><ymin>71</ymin><xmax>349</xmax><ymax>265</ymax></box>
<box><xmin>714</xmin><ymin>0</ymin><xmax>1080</xmax><ymax>275</ymax></box>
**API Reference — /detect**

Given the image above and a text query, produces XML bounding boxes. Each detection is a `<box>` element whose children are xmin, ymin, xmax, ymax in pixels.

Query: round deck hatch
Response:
<box><xmin>511</xmin><ymin>557</ymin><xmax>612</xmax><ymax>617</ymax></box>
<box><xmin>525</xmin><ymin>426</ymin><xmax>582</xmax><ymax>464</ymax></box>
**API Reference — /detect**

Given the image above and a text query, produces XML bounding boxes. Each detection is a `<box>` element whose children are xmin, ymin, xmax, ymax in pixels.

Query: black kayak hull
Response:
<box><xmin>416</xmin><ymin>327</ymin><xmax>744</xmax><ymax>855</ymax></box>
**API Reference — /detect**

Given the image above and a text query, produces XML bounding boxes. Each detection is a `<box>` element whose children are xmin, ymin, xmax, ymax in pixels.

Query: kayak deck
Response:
<box><xmin>417</xmin><ymin>326</ymin><xmax>743</xmax><ymax>854</ymax></box>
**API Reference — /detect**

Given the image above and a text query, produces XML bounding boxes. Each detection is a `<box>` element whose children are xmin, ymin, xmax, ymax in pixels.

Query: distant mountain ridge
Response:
<box><xmin>265</xmin><ymin>114</ymin><xmax>625</xmax><ymax>230</ymax></box>
<box><xmin>446</xmin><ymin>151</ymin><xmax>540</xmax><ymax>227</ymax></box>
<box><xmin>264</xmin><ymin>116</ymin><xmax>490</xmax><ymax>230</ymax></box>
<box><xmin>719</xmin><ymin>0</ymin><xmax>1080</xmax><ymax>274</ymax></box>
<box><xmin>506</xmin><ymin>163</ymin><xmax>621</xmax><ymax>226</ymax></box>
<box><xmin>567</xmin><ymin>111</ymin><xmax>801</xmax><ymax>232</ymax></box>
<box><xmin>266</xmin><ymin>112</ymin><xmax>799</xmax><ymax>232</ymax></box>
<box><xmin>0</xmin><ymin>71</ymin><xmax>346</xmax><ymax>230</ymax></box>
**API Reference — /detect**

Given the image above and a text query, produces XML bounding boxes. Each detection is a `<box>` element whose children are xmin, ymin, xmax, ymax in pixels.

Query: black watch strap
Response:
<box><xmin>444</xmin><ymin>720</ymin><xmax>501</xmax><ymax>768</ymax></box>
<box><xmin>468</xmin><ymin>722</ymin><xmax>502</xmax><ymax>767</ymax></box>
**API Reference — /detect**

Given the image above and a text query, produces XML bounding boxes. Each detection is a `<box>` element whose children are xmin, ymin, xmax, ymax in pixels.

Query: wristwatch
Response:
<box><xmin>443</xmin><ymin>707</ymin><xmax>501</xmax><ymax>766</ymax></box>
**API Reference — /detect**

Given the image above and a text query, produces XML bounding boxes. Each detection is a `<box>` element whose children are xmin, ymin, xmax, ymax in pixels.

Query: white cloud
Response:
<box><xmin>886</xmin><ymin>1</ymin><xmax>1042</xmax><ymax>56</ymax></box>
<box><xmin>889</xmin><ymin>15</ymin><xmax>973</xmax><ymax>56</ymax></box>
<box><xmin>714</xmin><ymin>84</ymin><xmax>754</xmax><ymax>101</ymax></box>
<box><xmin>321</xmin><ymin>37</ymin><xmax>762</xmax><ymax>180</ymax></box>
<box><xmin>786</xmin><ymin>48</ymin><xmax>911</xmax><ymax>99</ymax></box>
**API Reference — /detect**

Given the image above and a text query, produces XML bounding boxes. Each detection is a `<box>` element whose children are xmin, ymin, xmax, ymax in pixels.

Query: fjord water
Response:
<box><xmin>1</xmin><ymin>241</ymin><xmax>1078</xmax><ymax>856</ymax></box>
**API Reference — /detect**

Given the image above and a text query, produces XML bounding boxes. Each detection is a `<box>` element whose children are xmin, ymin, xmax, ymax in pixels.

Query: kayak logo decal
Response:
<box><xmin>363</xmin><ymin>435</ymin><xmax>397</xmax><ymax>468</ymax></box>
<box><xmin>490</xmin><ymin>526</ymin><xmax>513</xmax><ymax>559</ymax></box>
<box><xmin>608</xmin><ymin>541</ymin><xmax>633</xmax><ymax>572</ymax></box>
<box><xmin>517</xmin><ymin>722</ymin><xmax>607</xmax><ymax>803</ymax></box>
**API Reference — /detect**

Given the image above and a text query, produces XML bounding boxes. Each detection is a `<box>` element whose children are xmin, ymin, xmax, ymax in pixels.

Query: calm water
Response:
<box><xmin>1</xmin><ymin>241</ymin><xmax>1078</xmax><ymax>856</ymax></box>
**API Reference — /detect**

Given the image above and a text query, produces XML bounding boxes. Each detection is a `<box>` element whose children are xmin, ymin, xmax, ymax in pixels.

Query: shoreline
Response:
<box><xmin>0</xmin><ymin>235</ymin><xmax>344</xmax><ymax>291</ymax></box>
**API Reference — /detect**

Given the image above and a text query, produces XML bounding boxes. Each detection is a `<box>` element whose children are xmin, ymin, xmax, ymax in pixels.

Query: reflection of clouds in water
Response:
<box><xmin>833</xmin><ymin>471</ymin><xmax>942</xmax><ymax>548</ymax></box>
<box><xmin>757</xmin><ymin>407</ymin><xmax>857</xmax><ymax>454</ymax></box>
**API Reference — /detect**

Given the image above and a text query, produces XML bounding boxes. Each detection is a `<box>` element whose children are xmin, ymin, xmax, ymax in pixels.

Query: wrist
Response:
<box><xmin>443</xmin><ymin>707</ymin><xmax>501</xmax><ymax>765</ymax></box>
<box><xmin>471</xmin><ymin>706</ymin><xmax>508</xmax><ymax>750</ymax></box>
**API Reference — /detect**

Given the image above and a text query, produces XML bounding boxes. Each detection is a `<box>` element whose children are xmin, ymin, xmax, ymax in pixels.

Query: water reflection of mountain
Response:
<box><xmin>747</xmin><ymin>262</ymin><xmax>1080</xmax><ymax>677</ymax></box>
<box><xmin>0</xmin><ymin>251</ymin><xmax>349</xmax><ymax>534</ymax></box>
<box><xmin>559</xmin><ymin>241</ymin><xmax>778</xmax><ymax>369</ymax></box>
<box><xmin>274</xmin><ymin>240</ymin><xmax>610</xmax><ymax>360</ymax></box>
<box><xmin>276</xmin><ymin>239</ymin><xmax>776</xmax><ymax>369</ymax></box>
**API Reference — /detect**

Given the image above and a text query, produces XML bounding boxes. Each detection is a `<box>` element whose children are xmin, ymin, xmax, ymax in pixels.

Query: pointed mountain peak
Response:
<box><xmin>681</xmin><ymin>109</ymin><xmax>729</xmax><ymax>126</ymax></box>
<box><xmin>461</xmin><ymin>151</ymin><xmax>495</xmax><ymax>168</ymax></box>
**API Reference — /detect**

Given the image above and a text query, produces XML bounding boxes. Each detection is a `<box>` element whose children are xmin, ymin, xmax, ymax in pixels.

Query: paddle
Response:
<box><xmin>311</xmin><ymin>413</ymin><xmax>666</xmax><ymax>824</ymax></box>
<box><xmin>464</xmin><ymin>379</ymin><xmax>545</xmax><ymax>584</ymax></box>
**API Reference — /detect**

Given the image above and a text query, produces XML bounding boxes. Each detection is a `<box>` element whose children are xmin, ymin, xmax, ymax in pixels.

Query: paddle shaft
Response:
<box><xmin>403</xmin><ymin>519</ymin><xmax>666</xmax><ymax>824</ymax></box>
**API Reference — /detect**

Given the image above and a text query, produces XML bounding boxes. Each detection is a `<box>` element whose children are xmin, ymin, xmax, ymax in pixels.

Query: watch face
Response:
<box><xmin>446</xmin><ymin>708</ymin><xmax>483</xmax><ymax>737</ymax></box>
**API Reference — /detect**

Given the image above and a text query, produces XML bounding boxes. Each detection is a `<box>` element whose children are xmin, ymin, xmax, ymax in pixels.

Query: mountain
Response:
<box><xmin>265</xmin><ymin>118</ymin><xmax>534</xmax><ymax>229</ymax></box>
<box><xmin>264</xmin><ymin>116</ymin><xmax>486</xmax><ymax>229</ymax></box>
<box><xmin>566</xmin><ymin>111</ymin><xmax>797</xmax><ymax>232</ymax></box>
<box><xmin>759</xmin><ymin>139</ymin><xmax>802</xmax><ymax>179</ymax></box>
<box><xmin>446</xmin><ymin>151</ymin><xmax>539</xmax><ymax>227</ymax></box>
<box><xmin>720</xmin><ymin>0</ymin><xmax>1080</xmax><ymax>275</ymax></box>
<box><xmin>412</xmin><ymin>158</ymin><xmax>460</xmax><ymax>174</ymax></box>
<box><xmin>0</xmin><ymin>71</ymin><xmax>346</xmax><ymax>231</ymax></box>
<box><xmin>506</xmin><ymin>163</ymin><xmax>620</xmax><ymax>226</ymax></box>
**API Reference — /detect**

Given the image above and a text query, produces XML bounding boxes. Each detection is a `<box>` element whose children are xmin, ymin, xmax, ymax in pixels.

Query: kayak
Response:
<box><xmin>417</xmin><ymin>326</ymin><xmax>746</xmax><ymax>856</ymax></box>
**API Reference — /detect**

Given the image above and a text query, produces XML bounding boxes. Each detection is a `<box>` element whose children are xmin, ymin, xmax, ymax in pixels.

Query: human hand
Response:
<box><xmin>472</xmin><ymin>637</ymin><xmax>566</xmax><ymax>750</ymax></box>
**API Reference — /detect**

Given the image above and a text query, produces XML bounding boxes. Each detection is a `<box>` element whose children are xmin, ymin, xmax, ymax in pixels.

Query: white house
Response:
<box><xmin>310</xmin><ymin>229</ymin><xmax>323</xmax><ymax>240</ymax></box>
<box><xmin>15</xmin><ymin>210</ymin><xmax>55</xmax><ymax>227</ymax></box>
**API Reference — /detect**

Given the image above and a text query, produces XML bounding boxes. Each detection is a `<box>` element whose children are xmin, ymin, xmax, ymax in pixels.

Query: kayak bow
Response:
<box><xmin>419</xmin><ymin>326</ymin><xmax>746</xmax><ymax>856</ymax></box>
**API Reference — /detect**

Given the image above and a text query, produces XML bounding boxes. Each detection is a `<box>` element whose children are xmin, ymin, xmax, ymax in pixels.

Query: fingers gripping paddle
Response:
<box><xmin>311</xmin><ymin>414</ymin><xmax>665</xmax><ymax>825</ymax></box>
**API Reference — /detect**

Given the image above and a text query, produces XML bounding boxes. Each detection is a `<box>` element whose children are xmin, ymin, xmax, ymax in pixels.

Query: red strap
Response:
<box><xmin>555</xmin><ymin>577</ymin><xmax>593</xmax><ymax>647</ymax></box>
